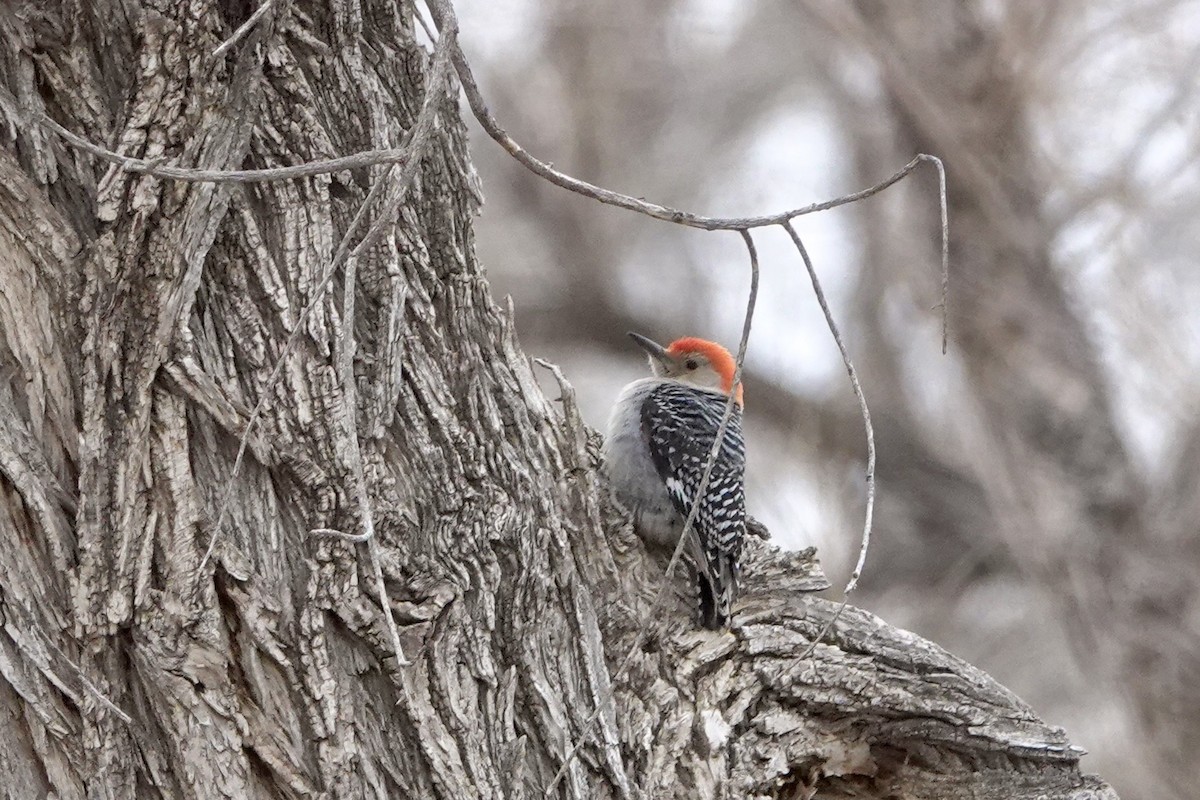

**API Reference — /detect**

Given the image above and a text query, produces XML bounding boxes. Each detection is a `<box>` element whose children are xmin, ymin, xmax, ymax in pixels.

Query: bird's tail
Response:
<box><xmin>696</xmin><ymin>555</ymin><xmax>737</xmax><ymax>630</ymax></box>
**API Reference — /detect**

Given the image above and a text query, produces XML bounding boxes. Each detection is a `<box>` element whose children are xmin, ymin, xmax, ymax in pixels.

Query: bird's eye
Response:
<box><xmin>685</xmin><ymin>359</ymin><xmax>699</xmax><ymax>371</ymax></box>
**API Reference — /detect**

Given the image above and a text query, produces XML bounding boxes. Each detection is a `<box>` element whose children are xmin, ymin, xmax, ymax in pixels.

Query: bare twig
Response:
<box><xmin>309</xmin><ymin>527</ymin><xmax>372</xmax><ymax>543</ymax></box>
<box><xmin>922</xmin><ymin>154</ymin><xmax>950</xmax><ymax>353</ymax></box>
<box><xmin>212</xmin><ymin>0</ymin><xmax>276</xmax><ymax>59</ymax></box>
<box><xmin>424</xmin><ymin>0</ymin><xmax>941</xmax><ymax>233</ymax></box>
<box><xmin>425</xmin><ymin>0</ymin><xmax>950</xmax><ymax>357</ymax></box>
<box><xmin>9</xmin><ymin>621</ymin><xmax>135</xmax><ymax>724</ymax></box>
<box><xmin>197</xmin><ymin>27</ymin><xmax>455</xmax><ymax>573</ymax></box>
<box><xmin>32</xmin><ymin>108</ymin><xmax>414</xmax><ymax>183</ymax></box>
<box><xmin>783</xmin><ymin>223</ymin><xmax>874</xmax><ymax>595</ymax></box>
<box><xmin>413</xmin><ymin>3</ymin><xmax>439</xmax><ymax>44</ymax></box>
<box><xmin>41</xmin><ymin>636</ymin><xmax>135</xmax><ymax>724</ymax></box>
<box><xmin>543</xmin><ymin>230</ymin><xmax>760</xmax><ymax>797</ymax></box>
<box><xmin>197</xmin><ymin>170</ymin><xmax>388</xmax><ymax>571</ymax></box>
<box><xmin>338</xmin><ymin>248</ymin><xmax>410</xmax><ymax>666</ymax></box>
<box><xmin>782</xmin><ymin>222</ymin><xmax>875</xmax><ymax>662</ymax></box>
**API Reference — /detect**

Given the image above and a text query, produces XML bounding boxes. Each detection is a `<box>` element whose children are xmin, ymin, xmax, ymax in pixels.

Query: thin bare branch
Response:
<box><xmin>9</xmin><ymin>622</ymin><xmax>135</xmax><ymax>725</ymax></box>
<box><xmin>197</xmin><ymin>27</ymin><xmax>455</xmax><ymax>573</ymax></box>
<box><xmin>212</xmin><ymin>0</ymin><xmax>276</xmax><ymax>59</ymax></box>
<box><xmin>338</xmin><ymin>248</ymin><xmax>410</xmax><ymax>666</ymax></box>
<box><xmin>922</xmin><ymin>153</ymin><xmax>950</xmax><ymax>353</ymax></box>
<box><xmin>30</xmin><ymin>107</ymin><xmax>414</xmax><ymax>183</ymax></box>
<box><xmin>413</xmin><ymin>4</ymin><xmax>438</xmax><ymax>44</ymax></box>
<box><xmin>782</xmin><ymin>221</ymin><xmax>875</xmax><ymax>660</ymax></box>
<box><xmin>309</xmin><ymin>527</ymin><xmax>373</xmax><ymax>543</ymax></box>
<box><xmin>43</xmin><ymin>639</ymin><xmax>135</xmax><ymax>725</ymax></box>
<box><xmin>543</xmin><ymin>229</ymin><xmax>760</xmax><ymax>797</ymax></box>
<box><xmin>424</xmin><ymin>0</ymin><xmax>940</xmax><ymax>232</ymax></box>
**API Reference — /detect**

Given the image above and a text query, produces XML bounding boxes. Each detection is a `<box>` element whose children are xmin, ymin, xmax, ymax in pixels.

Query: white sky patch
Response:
<box><xmin>672</xmin><ymin>0</ymin><xmax>751</xmax><ymax>51</ymax></box>
<box><xmin>702</xmin><ymin>106</ymin><xmax>858</xmax><ymax>394</ymax></box>
<box><xmin>454</xmin><ymin>0</ymin><xmax>540</xmax><ymax>62</ymax></box>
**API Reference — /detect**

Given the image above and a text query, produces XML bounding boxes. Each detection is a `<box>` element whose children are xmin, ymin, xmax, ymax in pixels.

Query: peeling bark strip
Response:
<box><xmin>0</xmin><ymin>2</ymin><xmax>1114</xmax><ymax>799</ymax></box>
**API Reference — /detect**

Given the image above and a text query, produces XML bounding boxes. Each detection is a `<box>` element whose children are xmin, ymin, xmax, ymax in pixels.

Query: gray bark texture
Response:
<box><xmin>0</xmin><ymin>1</ymin><xmax>1115</xmax><ymax>798</ymax></box>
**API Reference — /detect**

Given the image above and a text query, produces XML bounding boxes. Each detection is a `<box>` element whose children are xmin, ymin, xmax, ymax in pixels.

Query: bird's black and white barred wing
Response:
<box><xmin>640</xmin><ymin>383</ymin><xmax>746</xmax><ymax>628</ymax></box>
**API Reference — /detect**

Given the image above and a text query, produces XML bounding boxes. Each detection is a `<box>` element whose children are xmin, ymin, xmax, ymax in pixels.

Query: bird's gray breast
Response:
<box><xmin>602</xmin><ymin>378</ymin><xmax>683</xmax><ymax>546</ymax></box>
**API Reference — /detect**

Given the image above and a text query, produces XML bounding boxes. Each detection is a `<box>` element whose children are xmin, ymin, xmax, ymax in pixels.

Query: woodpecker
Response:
<box><xmin>603</xmin><ymin>332</ymin><xmax>746</xmax><ymax>630</ymax></box>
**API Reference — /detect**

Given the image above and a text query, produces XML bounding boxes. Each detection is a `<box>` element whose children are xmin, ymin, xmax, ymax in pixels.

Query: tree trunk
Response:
<box><xmin>0</xmin><ymin>2</ymin><xmax>1115</xmax><ymax>798</ymax></box>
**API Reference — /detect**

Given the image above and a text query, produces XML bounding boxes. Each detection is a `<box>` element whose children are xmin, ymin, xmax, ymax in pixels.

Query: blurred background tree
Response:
<box><xmin>459</xmin><ymin>2</ymin><xmax>1200</xmax><ymax>798</ymax></box>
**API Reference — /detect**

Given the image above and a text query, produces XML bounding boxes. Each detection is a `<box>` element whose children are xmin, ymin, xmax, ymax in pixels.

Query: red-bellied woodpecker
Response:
<box><xmin>603</xmin><ymin>332</ymin><xmax>745</xmax><ymax>630</ymax></box>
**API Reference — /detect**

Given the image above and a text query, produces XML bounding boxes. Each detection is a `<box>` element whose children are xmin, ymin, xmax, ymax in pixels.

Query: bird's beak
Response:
<box><xmin>628</xmin><ymin>332</ymin><xmax>670</xmax><ymax>367</ymax></box>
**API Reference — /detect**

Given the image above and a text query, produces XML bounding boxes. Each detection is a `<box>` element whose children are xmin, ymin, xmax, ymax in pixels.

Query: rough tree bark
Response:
<box><xmin>0</xmin><ymin>2</ymin><xmax>1115</xmax><ymax>798</ymax></box>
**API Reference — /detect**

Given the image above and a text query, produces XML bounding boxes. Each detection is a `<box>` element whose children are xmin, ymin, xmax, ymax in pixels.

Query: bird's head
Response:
<box><xmin>628</xmin><ymin>332</ymin><xmax>743</xmax><ymax>405</ymax></box>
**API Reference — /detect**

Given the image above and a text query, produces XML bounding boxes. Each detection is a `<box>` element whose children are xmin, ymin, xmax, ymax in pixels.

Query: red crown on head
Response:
<box><xmin>666</xmin><ymin>337</ymin><xmax>743</xmax><ymax>405</ymax></box>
